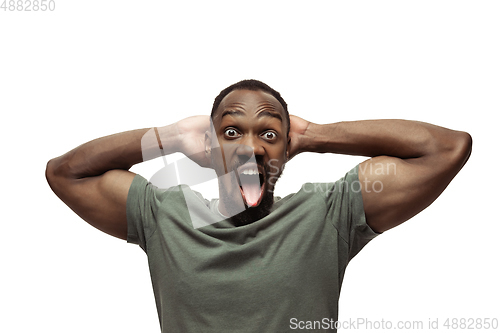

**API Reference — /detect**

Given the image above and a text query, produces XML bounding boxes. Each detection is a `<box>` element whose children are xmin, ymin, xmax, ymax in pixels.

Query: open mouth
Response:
<box><xmin>236</xmin><ymin>165</ymin><xmax>265</xmax><ymax>208</ymax></box>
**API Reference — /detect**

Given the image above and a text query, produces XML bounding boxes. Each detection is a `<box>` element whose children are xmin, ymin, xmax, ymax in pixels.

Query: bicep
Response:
<box><xmin>48</xmin><ymin>168</ymin><xmax>136</xmax><ymax>240</ymax></box>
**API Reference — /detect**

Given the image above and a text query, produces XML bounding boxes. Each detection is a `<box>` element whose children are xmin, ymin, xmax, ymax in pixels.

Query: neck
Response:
<box><xmin>217</xmin><ymin>187</ymin><xmax>275</xmax><ymax>226</ymax></box>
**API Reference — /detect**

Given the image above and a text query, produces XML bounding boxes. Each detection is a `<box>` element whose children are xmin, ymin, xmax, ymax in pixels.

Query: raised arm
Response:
<box><xmin>290</xmin><ymin>116</ymin><xmax>472</xmax><ymax>233</ymax></box>
<box><xmin>45</xmin><ymin>116</ymin><xmax>211</xmax><ymax>240</ymax></box>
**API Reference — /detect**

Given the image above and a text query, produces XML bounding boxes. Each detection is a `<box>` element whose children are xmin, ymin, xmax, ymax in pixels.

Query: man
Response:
<box><xmin>46</xmin><ymin>80</ymin><xmax>472</xmax><ymax>332</ymax></box>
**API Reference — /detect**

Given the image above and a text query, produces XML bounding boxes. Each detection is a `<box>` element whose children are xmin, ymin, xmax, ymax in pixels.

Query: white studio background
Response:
<box><xmin>1</xmin><ymin>1</ymin><xmax>498</xmax><ymax>332</ymax></box>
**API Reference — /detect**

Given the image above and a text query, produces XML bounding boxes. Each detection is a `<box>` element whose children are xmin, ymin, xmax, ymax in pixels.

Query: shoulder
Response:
<box><xmin>129</xmin><ymin>174</ymin><xmax>210</xmax><ymax>206</ymax></box>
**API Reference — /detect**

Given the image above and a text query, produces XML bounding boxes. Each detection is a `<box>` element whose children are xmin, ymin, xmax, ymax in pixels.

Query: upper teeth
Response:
<box><xmin>241</xmin><ymin>169</ymin><xmax>258</xmax><ymax>175</ymax></box>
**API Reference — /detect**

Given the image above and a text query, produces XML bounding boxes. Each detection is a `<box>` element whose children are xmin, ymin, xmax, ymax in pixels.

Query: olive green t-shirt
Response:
<box><xmin>127</xmin><ymin>165</ymin><xmax>379</xmax><ymax>332</ymax></box>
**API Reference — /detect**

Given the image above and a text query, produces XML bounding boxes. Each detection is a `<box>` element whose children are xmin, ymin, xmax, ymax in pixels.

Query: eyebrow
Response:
<box><xmin>257</xmin><ymin>110</ymin><xmax>283</xmax><ymax>122</ymax></box>
<box><xmin>220</xmin><ymin>109</ymin><xmax>283</xmax><ymax>122</ymax></box>
<box><xmin>220</xmin><ymin>109</ymin><xmax>245</xmax><ymax>119</ymax></box>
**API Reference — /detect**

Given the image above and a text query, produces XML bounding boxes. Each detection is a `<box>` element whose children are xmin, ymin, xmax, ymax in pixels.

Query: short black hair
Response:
<box><xmin>211</xmin><ymin>79</ymin><xmax>290</xmax><ymax>135</ymax></box>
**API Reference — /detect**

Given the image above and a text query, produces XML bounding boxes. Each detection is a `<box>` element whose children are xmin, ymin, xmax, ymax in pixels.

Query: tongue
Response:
<box><xmin>240</xmin><ymin>178</ymin><xmax>262</xmax><ymax>207</ymax></box>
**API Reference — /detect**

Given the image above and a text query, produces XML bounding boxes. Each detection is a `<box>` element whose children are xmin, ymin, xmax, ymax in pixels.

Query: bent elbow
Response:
<box><xmin>45</xmin><ymin>158</ymin><xmax>62</xmax><ymax>193</ymax></box>
<box><xmin>46</xmin><ymin>157</ymin><xmax>71</xmax><ymax>193</ymax></box>
<box><xmin>451</xmin><ymin>131</ymin><xmax>472</xmax><ymax>169</ymax></box>
<box><xmin>458</xmin><ymin>131</ymin><xmax>472</xmax><ymax>160</ymax></box>
<box><xmin>45</xmin><ymin>159</ymin><xmax>55</xmax><ymax>186</ymax></box>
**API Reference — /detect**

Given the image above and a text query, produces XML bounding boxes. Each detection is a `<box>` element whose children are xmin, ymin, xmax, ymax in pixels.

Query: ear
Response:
<box><xmin>285</xmin><ymin>135</ymin><xmax>291</xmax><ymax>161</ymax></box>
<box><xmin>205</xmin><ymin>130</ymin><xmax>212</xmax><ymax>160</ymax></box>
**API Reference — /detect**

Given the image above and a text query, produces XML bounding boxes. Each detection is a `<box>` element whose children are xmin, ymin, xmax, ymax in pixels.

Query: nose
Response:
<box><xmin>236</xmin><ymin>135</ymin><xmax>265</xmax><ymax>159</ymax></box>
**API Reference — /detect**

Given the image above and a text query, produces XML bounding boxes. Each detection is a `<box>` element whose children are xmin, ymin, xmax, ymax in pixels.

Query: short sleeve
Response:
<box><xmin>126</xmin><ymin>174</ymin><xmax>160</xmax><ymax>252</ymax></box>
<box><xmin>323</xmin><ymin>165</ymin><xmax>380</xmax><ymax>261</ymax></box>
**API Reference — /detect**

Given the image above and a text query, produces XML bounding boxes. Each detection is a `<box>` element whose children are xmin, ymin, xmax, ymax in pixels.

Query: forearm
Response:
<box><xmin>301</xmin><ymin>119</ymin><xmax>467</xmax><ymax>159</ymax></box>
<box><xmin>48</xmin><ymin>123</ymin><xmax>180</xmax><ymax>179</ymax></box>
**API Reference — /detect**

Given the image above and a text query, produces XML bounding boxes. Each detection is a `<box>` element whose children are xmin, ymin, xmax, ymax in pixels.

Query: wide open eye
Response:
<box><xmin>261</xmin><ymin>131</ymin><xmax>277</xmax><ymax>141</ymax></box>
<box><xmin>224</xmin><ymin>128</ymin><xmax>240</xmax><ymax>138</ymax></box>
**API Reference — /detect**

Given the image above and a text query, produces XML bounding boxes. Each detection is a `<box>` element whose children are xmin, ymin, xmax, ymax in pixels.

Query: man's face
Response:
<box><xmin>207</xmin><ymin>89</ymin><xmax>289</xmax><ymax>221</ymax></box>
